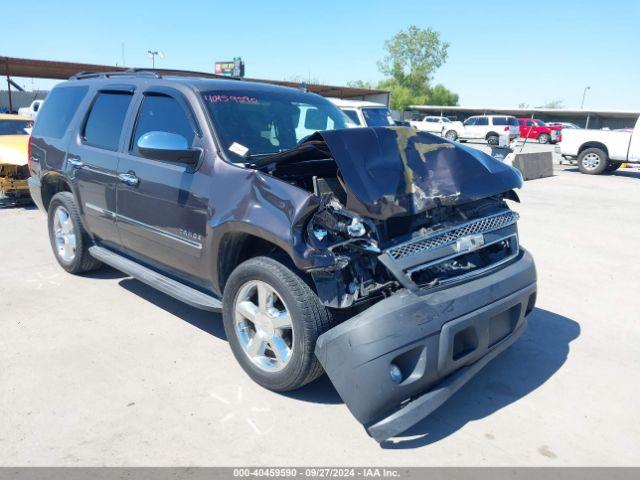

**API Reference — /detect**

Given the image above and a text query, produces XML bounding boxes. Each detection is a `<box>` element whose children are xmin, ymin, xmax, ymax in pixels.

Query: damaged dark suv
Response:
<box><xmin>28</xmin><ymin>71</ymin><xmax>537</xmax><ymax>442</ymax></box>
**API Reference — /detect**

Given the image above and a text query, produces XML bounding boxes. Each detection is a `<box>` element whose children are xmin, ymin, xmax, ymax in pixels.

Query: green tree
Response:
<box><xmin>377</xmin><ymin>25</ymin><xmax>450</xmax><ymax>92</ymax></box>
<box><xmin>347</xmin><ymin>80</ymin><xmax>374</xmax><ymax>89</ymax></box>
<box><xmin>349</xmin><ymin>26</ymin><xmax>459</xmax><ymax>111</ymax></box>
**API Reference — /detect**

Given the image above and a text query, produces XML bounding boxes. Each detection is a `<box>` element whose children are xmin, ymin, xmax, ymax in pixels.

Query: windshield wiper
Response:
<box><xmin>246</xmin><ymin>141</ymin><xmax>331</xmax><ymax>168</ymax></box>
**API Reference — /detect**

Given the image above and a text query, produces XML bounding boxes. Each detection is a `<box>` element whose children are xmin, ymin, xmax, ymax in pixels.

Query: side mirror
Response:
<box><xmin>137</xmin><ymin>131</ymin><xmax>200</xmax><ymax>165</ymax></box>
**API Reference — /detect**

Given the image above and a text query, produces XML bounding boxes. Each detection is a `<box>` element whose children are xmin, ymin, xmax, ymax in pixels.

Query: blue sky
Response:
<box><xmin>4</xmin><ymin>0</ymin><xmax>639</xmax><ymax>109</ymax></box>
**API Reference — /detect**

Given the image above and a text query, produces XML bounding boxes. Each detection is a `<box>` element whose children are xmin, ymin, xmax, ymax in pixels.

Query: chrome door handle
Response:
<box><xmin>118</xmin><ymin>173</ymin><xmax>139</xmax><ymax>186</ymax></box>
<box><xmin>67</xmin><ymin>158</ymin><xmax>84</xmax><ymax>168</ymax></box>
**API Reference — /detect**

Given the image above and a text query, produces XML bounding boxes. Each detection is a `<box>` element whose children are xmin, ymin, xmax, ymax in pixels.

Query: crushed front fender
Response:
<box><xmin>315</xmin><ymin>250</ymin><xmax>537</xmax><ymax>442</ymax></box>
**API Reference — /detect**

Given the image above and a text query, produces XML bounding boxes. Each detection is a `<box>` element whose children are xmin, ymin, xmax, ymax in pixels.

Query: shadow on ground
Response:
<box><xmin>564</xmin><ymin>166</ymin><xmax>640</xmax><ymax>179</ymax></box>
<box><xmin>117</xmin><ymin>277</ymin><xmax>226</xmax><ymax>340</ymax></box>
<box><xmin>100</xmin><ymin>274</ymin><xmax>579</xmax><ymax>422</ymax></box>
<box><xmin>380</xmin><ymin>308</ymin><xmax>580</xmax><ymax>449</ymax></box>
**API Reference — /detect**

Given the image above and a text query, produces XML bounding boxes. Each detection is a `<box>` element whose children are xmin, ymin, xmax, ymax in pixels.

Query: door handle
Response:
<box><xmin>67</xmin><ymin>157</ymin><xmax>84</xmax><ymax>168</ymax></box>
<box><xmin>118</xmin><ymin>172</ymin><xmax>139</xmax><ymax>186</ymax></box>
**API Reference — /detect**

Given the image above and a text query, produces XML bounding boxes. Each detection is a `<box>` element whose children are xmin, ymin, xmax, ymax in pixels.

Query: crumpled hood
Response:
<box><xmin>309</xmin><ymin>126</ymin><xmax>523</xmax><ymax>219</ymax></box>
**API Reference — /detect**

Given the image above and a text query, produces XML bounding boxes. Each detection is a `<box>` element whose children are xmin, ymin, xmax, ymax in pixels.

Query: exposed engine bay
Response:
<box><xmin>252</xmin><ymin>127</ymin><xmax>524</xmax><ymax>309</ymax></box>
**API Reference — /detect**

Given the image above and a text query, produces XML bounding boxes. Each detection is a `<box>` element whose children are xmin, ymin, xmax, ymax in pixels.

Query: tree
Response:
<box><xmin>537</xmin><ymin>99</ymin><xmax>564</xmax><ymax>109</ymax></box>
<box><xmin>347</xmin><ymin>80</ymin><xmax>374</xmax><ymax>89</ymax></box>
<box><xmin>428</xmin><ymin>84</ymin><xmax>459</xmax><ymax>106</ymax></box>
<box><xmin>377</xmin><ymin>26</ymin><xmax>450</xmax><ymax>92</ymax></box>
<box><xmin>348</xmin><ymin>26</ymin><xmax>458</xmax><ymax>111</ymax></box>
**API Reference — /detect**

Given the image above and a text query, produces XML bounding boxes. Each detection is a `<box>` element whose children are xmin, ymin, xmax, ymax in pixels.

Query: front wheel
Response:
<box><xmin>222</xmin><ymin>256</ymin><xmax>334</xmax><ymax>392</ymax></box>
<box><xmin>538</xmin><ymin>133</ymin><xmax>550</xmax><ymax>144</ymax></box>
<box><xmin>487</xmin><ymin>134</ymin><xmax>499</xmax><ymax>146</ymax></box>
<box><xmin>444</xmin><ymin>130</ymin><xmax>458</xmax><ymax>141</ymax></box>
<box><xmin>578</xmin><ymin>147</ymin><xmax>609</xmax><ymax>175</ymax></box>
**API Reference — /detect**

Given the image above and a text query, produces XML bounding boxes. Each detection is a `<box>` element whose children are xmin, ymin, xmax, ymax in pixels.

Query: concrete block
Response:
<box><xmin>510</xmin><ymin>152</ymin><xmax>554</xmax><ymax>180</ymax></box>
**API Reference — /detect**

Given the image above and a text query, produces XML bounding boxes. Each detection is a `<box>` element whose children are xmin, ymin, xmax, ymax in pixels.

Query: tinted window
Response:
<box><xmin>132</xmin><ymin>95</ymin><xmax>195</xmax><ymax>154</ymax></box>
<box><xmin>492</xmin><ymin>117</ymin><xmax>507</xmax><ymax>126</ymax></box>
<box><xmin>0</xmin><ymin>119</ymin><xmax>33</xmax><ymax>135</ymax></box>
<box><xmin>83</xmin><ymin>92</ymin><xmax>133</xmax><ymax>150</ymax></box>
<box><xmin>476</xmin><ymin>117</ymin><xmax>488</xmax><ymax>126</ymax></box>
<box><xmin>464</xmin><ymin>117</ymin><xmax>476</xmax><ymax>126</ymax></box>
<box><xmin>508</xmin><ymin>117</ymin><xmax>519</xmax><ymax>126</ymax></box>
<box><xmin>32</xmin><ymin>86</ymin><xmax>88</xmax><ymax>139</ymax></box>
<box><xmin>361</xmin><ymin>107</ymin><xmax>395</xmax><ymax>127</ymax></box>
<box><xmin>342</xmin><ymin>109</ymin><xmax>361</xmax><ymax>125</ymax></box>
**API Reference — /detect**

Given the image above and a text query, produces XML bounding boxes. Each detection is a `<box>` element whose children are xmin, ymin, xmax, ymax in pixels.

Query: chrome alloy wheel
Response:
<box><xmin>582</xmin><ymin>152</ymin><xmax>601</xmax><ymax>170</ymax></box>
<box><xmin>233</xmin><ymin>280</ymin><xmax>294</xmax><ymax>372</ymax></box>
<box><xmin>52</xmin><ymin>206</ymin><xmax>77</xmax><ymax>262</ymax></box>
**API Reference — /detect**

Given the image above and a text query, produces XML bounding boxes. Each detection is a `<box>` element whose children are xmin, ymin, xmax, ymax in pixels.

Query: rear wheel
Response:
<box><xmin>222</xmin><ymin>256</ymin><xmax>334</xmax><ymax>392</ymax></box>
<box><xmin>444</xmin><ymin>130</ymin><xmax>458</xmax><ymax>141</ymax></box>
<box><xmin>538</xmin><ymin>133</ymin><xmax>550</xmax><ymax>144</ymax></box>
<box><xmin>578</xmin><ymin>147</ymin><xmax>609</xmax><ymax>175</ymax></box>
<box><xmin>47</xmin><ymin>192</ymin><xmax>102</xmax><ymax>274</ymax></box>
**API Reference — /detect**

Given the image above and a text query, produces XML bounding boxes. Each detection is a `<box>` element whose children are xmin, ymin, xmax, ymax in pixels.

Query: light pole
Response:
<box><xmin>580</xmin><ymin>86</ymin><xmax>591</xmax><ymax>109</ymax></box>
<box><xmin>146</xmin><ymin>50</ymin><xmax>164</xmax><ymax>69</ymax></box>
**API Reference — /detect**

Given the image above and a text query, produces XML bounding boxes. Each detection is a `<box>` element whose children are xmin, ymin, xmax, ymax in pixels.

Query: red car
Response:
<box><xmin>517</xmin><ymin>118</ymin><xmax>562</xmax><ymax>144</ymax></box>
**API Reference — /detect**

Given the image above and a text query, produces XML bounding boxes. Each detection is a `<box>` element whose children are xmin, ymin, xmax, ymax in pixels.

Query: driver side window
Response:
<box><xmin>464</xmin><ymin>117</ymin><xmax>477</xmax><ymax>126</ymax></box>
<box><xmin>131</xmin><ymin>94</ymin><xmax>195</xmax><ymax>156</ymax></box>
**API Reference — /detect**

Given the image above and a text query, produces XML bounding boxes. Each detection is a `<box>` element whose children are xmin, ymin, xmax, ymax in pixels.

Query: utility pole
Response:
<box><xmin>147</xmin><ymin>50</ymin><xmax>164</xmax><ymax>69</ymax></box>
<box><xmin>581</xmin><ymin>86</ymin><xmax>591</xmax><ymax>109</ymax></box>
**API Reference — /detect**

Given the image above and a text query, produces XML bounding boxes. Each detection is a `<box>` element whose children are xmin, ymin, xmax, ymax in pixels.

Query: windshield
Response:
<box><xmin>0</xmin><ymin>119</ymin><xmax>33</xmax><ymax>135</ymax></box>
<box><xmin>201</xmin><ymin>89</ymin><xmax>350</xmax><ymax>161</ymax></box>
<box><xmin>441</xmin><ymin>117</ymin><xmax>451</xmax><ymax>123</ymax></box>
<box><xmin>533</xmin><ymin>119</ymin><xmax>546</xmax><ymax>126</ymax></box>
<box><xmin>361</xmin><ymin>107</ymin><xmax>395</xmax><ymax>127</ymax></box>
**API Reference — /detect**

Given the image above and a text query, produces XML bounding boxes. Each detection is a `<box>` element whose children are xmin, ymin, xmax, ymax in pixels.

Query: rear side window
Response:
<box><xmin>83</xmin><ymin>92</ymin><xmax>133</xmax><ymax>150</ymax></box>
<box><xmin>32</xmin><ymin>86</ymin><xmax>88</xmax><ymax>139</ymax></box>
<box><xmin>476</xmin><ymin>117</ymin><xmax>488</xmax><ymax>126</ymax></box>
<box><xmin>508</xmin><ymin>117</ymin><xmax>519</xmax><ymax>126</ymax></box>
<box><xmin>131</xmin><ymin>95</ymin><xmax>195</xmax><ymax>155</ymax></box>
<box><xmin>342</xmin><ymin>110</ymin><xmax>361</xmax><ymax>125</ymax></box>
<box><xmin>492</xmin><ymin>117</ymin><xmax>507</xmax><ymax>126</ymax></box>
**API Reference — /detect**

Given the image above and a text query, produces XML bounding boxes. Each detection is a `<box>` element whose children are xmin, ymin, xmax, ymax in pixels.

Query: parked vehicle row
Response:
<box><xmin>409</xmin><ymin>114</ymin><xmax>582</xmax><ymax>145</ymax></box>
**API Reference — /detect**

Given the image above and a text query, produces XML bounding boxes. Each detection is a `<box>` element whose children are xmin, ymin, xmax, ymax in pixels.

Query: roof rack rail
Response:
<box><xmin>70</xmin><ymin>69</ymin><xmax>161</xmax><ymax>80</ymax></box>
<box><xmin>70</xmin><ymin>68</ymin><xmax>240</xmax><ymax>81</ymax></box>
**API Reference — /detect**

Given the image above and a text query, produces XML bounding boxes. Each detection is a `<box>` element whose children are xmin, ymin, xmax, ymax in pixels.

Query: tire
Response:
<box><xmin>222</xmin><ymin>256</ymin><xmax>334</xmax><ymax>392</ymax></box>
<box><xmin>604</xmin><ymin>162</ymin><xmax>622</xmax><ymax>173</ymax></box>
<box><xmin>538</xmin><ymin>133</ymin><xmax>550</xmax><ymax>144</ymax></box>
<box><xmin>47</xmin><ymin>192</ymin><xmax>102</xmax><ymax>274</ymax></box>
<box><xmin>444</xmin><ymin>130</ymin><xmax>458</xmax><ymax>141</ymax></box>
<box><xmin>487</xmin><ymin>134</ymin><xmax>499</xmax><ymax>146</ymax></box>
<box><xmin>578</xmin><ymin>147</ymin><xmax>609</xmax><ymax>175</ymax></box>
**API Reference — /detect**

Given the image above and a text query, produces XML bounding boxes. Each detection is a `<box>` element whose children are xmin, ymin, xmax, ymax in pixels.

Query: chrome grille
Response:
<box><xmin>388</xmin><ymin>211</ymin><xmax>519</xmax><ymax>261</ymax></box>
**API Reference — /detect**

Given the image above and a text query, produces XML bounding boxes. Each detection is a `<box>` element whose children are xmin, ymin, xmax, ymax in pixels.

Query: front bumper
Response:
<box><xmin>315</xmin><ymin>249</ymin><xmax>537</xmax><ymax>442</ymax></box>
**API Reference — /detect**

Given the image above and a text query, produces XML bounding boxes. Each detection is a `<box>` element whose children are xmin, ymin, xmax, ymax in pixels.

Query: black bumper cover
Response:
<box><xmin>315</xmin><ymin>250</ymin><xmax>537</xmax><ymax>442</ymax></box>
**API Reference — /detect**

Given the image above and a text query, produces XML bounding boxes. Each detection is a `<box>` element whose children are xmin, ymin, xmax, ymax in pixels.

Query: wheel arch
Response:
<box><xmin>217</xmin><ymin>232</ymin><xmax>296</xmax><ymax>296</ymax></box>
<box><xmin>578</xmin><ymin>142</ymin><xmax>609</xmax><ymax>157</ymax></box>
<box><xmin>41</xmin><ymin>173</ymin><xmax>73</xmax><ymax>212</ymax></box>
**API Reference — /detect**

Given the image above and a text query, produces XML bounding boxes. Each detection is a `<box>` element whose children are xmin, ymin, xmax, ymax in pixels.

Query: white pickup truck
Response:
<box><xmin>560</xmin><ymin>116</ymin><xmax>640</xmax><ymax>174</ymax></box>
<box><xmin>409</xmin><ymin>116</ymin><xmax>463</xmax><ymax>139</ymax></box>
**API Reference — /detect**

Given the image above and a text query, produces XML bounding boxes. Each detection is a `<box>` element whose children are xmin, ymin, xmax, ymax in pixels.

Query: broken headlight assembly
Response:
<box><xmin>306</xmin><ymin>200</ymin><xmax>397</xmax><ymax>308</ymax></box>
